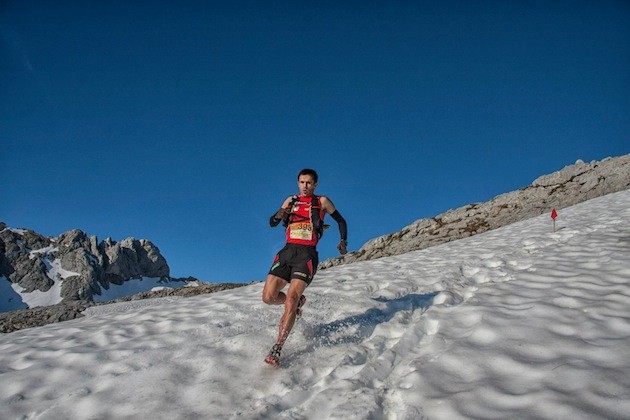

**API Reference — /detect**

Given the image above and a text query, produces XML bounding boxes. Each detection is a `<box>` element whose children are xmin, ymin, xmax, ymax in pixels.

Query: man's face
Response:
<box><xmin>298</xmin><ymin>174</ymin><xmax>317</xmax><ymax>197</ymax></box>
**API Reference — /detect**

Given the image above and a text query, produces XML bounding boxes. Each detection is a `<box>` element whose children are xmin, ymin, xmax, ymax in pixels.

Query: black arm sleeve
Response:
<box><xmin>330</xmin><ymin>210</ymin><xmax>347</xmax><ymax>241</ymax></box>
<box><xmin>269</xmin><ymin>215</ymin><xmax>281</xmax><ymax>227</ymax></box>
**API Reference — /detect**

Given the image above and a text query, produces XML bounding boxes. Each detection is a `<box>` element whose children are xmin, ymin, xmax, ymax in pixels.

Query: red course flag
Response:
<box><xmin>551</xmin><ymin>209</ymin><xmax>558</xmax><ymax>220</ymax></box>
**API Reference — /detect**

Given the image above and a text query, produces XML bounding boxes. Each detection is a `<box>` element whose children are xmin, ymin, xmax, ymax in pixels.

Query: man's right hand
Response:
<box><xmin>337</xmin><ymin>240</ymin><xmax>348</xmax><ymax>255</ymax></box>
<box><xmin>274</xmin><ymin>207</ymin><xmax>290</xmax><ymax>222</ymax></box>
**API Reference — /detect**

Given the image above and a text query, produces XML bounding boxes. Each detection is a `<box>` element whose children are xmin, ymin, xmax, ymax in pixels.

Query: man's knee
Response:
<box><xmin>262</xmin><ymin>275</ymin><xmax>287</xmax><ymax>304</ymax></box>
<box><xmin>262</xmin><ymin>291</ymin><xmax>277</xmax><ymax>305</ymax></box>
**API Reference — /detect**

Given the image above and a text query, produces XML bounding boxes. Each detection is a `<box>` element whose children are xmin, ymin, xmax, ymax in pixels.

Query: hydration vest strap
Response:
<box><xmin>282</xmin><ymin>195</ymin><xmax>299</xmax><ymax>227</ymax></box>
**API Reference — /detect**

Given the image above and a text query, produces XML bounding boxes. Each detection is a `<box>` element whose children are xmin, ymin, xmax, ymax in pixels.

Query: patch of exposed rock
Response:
<box><xmin>0</xmin><ymin>281</ymin><xmax>248</xmax><ymax>333</ymax></box>
<box><xmin>320</xmin><ymin>154</ymin><xmax>630</xmax><ymax>269</ymax></box>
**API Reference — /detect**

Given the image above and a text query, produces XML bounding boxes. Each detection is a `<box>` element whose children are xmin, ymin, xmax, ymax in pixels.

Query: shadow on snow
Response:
<box><xmin>301</xmin><ymin>292</ymin><xmax>439</xmax><ymax>349</ymax></box>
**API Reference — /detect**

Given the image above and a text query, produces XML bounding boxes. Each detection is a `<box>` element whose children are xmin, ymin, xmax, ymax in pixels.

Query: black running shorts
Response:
<box><xmin>268</xmin><ymin>244</ymin><xmax>318</xmax><ymax>285</ymax></box>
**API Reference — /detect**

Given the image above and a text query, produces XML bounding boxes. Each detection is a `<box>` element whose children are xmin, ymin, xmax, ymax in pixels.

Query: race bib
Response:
<box><xmin>289</xmin><ymin>222</ymin><xmax>313</xmax><ymax>241</ymax></box>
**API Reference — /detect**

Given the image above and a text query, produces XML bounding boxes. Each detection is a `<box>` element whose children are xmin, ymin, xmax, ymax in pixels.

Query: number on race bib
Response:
<box><xmin>289</xmin><ymin>222</ymin><xmax>313</xmax><ymax>240</ymax></box>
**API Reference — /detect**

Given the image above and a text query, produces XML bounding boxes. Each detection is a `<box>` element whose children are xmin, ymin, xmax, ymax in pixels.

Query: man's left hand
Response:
<box><xmin>337</xmin><ymin>240</ymin><xmax>348</xmax><ymax>255</ymax></box>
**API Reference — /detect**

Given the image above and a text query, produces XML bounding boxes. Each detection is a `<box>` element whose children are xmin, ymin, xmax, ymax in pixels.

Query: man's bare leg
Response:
<box><xmin>275</xmin><ymin>279</ymin><xmax>308</xmax><ymax>346</ymax></box>
<box><xmin>263</xmin><ymin>277</ymin><xmax>307</xmax><ymax>366</ymax></box>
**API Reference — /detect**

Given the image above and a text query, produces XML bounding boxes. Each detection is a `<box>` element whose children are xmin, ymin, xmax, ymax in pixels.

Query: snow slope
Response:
<box><xmin>1</xmin><ymin>190</ymin><xmax>629</xmax><ymax>419</ymax></box>
<box><xmin>0</xmin><ymin>275</ymin><xmax>28</xmax><ymax>312</ymax></box>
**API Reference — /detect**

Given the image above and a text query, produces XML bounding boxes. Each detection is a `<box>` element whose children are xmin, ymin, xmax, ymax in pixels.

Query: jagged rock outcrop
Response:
<box><xmin>321</xmin><ymin>154</ymin><xmax>630</xmax><ymax>269</ymax></box>
<box><xmin>0</xmin><ymin>225</ymin><xmax>170</xmax><ymax>304</ymax></box>
<box><xmin>98</xmin><ymin>237</ymin><xmax>169</xmax><ymax>286</ymax></box>
<box><xmin>0</xmin><ymin>227</ymin><xmax>54</xmax><ymax>293</ymax></box>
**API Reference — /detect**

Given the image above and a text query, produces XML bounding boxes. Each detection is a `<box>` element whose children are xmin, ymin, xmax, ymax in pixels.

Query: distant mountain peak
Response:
<box><xmin>0</xmin><ymin>226</ymin><xmax>169</xmax><ymax>311</ymax></box>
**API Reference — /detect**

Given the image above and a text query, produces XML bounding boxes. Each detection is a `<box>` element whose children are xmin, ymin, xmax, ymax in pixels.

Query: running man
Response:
<box><xmin>262</xmin><ymin>168</ymin><xmax>348</xmax><ymax>366</ymax></box>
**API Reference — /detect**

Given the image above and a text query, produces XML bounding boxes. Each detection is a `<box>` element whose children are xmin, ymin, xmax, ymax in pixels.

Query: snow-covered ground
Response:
<box><xmin>0</xmin><ymin>275</ymin><xmax>28</xmax><ymax>313</ymax></box>
<box><xmin>1</xmin><ymin>190</ymin><xmax>629</xmax><ymax>419</ymax></box>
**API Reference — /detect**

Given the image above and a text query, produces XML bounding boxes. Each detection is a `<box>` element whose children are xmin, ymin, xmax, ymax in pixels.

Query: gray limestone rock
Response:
<box><xmin>320</xmin><ymin>154</ymin><xmax>630</xmax><ymax>269</ymax></box>
<box><xmin>98</xmin><ymin>237</ymin><xmax>169</xmax><ymax>285</ymax></box>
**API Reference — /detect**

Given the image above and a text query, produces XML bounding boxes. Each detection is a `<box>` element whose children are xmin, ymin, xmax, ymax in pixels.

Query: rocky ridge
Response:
<box><xmin>0</xmin><ymin>227</ymin><xmax>170</xmax><ymax>303</ymax></box>
<box><xmin>320</xmin><ymin>154</ymin><xmax>630</xmax><ymax>269</ymax></box>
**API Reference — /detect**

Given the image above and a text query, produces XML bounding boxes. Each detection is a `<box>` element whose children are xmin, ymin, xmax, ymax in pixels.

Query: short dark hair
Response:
<box><xmin>298</xmin><ymin>168</ymin><xmax>318</xmax><ymax>183</ymax></box>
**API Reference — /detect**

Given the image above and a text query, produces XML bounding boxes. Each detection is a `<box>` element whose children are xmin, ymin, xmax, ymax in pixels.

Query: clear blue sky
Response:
<box><xmin>2</xmin><ymin>1</ymin><xmax>628</xmax><ymax>283</ymax></box>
